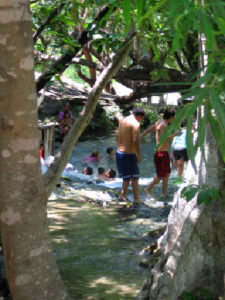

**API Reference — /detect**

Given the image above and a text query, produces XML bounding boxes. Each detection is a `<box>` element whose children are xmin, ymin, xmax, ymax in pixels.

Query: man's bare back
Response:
<box><xmin>116</xmin><ymin>108</ymin><xmax>145</xmax><ymax>203</ymax></box>
<box><xmin>141</xmin><ymin>118</ymin><xmax>177</xmax><ymax>151</ymax></box>
<box><xmin>117</xmin><ymin>115</ymin><xmax>141</xmax><ymax>162</ymax></box>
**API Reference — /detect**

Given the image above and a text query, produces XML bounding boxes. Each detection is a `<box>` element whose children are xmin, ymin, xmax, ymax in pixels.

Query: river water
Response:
<box><xmin>47</xmin><ymin>134</ymin><xmax>177</xmax><ymax>299</ymax></box>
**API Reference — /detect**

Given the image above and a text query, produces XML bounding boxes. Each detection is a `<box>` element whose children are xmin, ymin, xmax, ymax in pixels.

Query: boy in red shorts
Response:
<box><xmin>141</xmin><ymin>108</ymin><xmax>180</xmax><ymax>198</ymax></box>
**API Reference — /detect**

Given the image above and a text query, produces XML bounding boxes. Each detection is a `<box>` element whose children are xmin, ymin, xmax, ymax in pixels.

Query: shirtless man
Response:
<box><xmin>141</xmin><ymin>108</ymin><xmax>179</xmax><ymax>198</ymax></box>
<box><xmin>116</xmin><ymin>108</ymin><xmax>145</xmax><ymax>204</ymax></box>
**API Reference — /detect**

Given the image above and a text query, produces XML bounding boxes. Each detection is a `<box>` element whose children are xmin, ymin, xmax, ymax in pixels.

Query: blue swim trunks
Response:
<box><xmin>116</xmin><ymin>151</ymin><xmax>139</xmax><ymax>180</ymax></box>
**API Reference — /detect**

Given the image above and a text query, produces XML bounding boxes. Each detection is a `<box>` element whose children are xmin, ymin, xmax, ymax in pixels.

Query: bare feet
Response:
<box><xmin>144</xmin><ymin>188</ymin><xmax>152</xmax><ymax>197</ymax></box>
<box><xmin>117</xmin><ymin>195</ymin><xmax>127</xmax><ymax>202</ymax></box>
<box><xmin>134</xmin><ymin>199</ymin><xmax>142</xmax><ymax>204</ymax></box>
<box><xmin>160</xmin><ymin>194</ymin><xmax>168</xmax><ymax>200</ymax></box>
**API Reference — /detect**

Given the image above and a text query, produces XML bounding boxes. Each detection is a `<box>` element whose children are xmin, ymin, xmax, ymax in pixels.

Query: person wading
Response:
<box><xmin>116</xmin><ymin>108</ymin><xmax>145</xmax><ymax>205</ymax></box>
<box><xmin>141</xmin><ymin>108</ymin><xmax>180</xmax><ymax>198</ymax></box>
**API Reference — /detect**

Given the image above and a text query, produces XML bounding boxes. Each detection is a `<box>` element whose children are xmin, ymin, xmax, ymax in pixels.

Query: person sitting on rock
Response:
<box><xmin>60</xmin><ymin>111</ymin><xmax>73</xmax><ymax>136</ymax></box>
<box><xmin>59</xmin><ymin>103</ymin><xmax>73</xmax><ymax>121</ymax></box>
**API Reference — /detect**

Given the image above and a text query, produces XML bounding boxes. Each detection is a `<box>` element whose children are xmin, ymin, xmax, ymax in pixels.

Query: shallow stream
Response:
<box><xmin>47</xmin><ymin>134</ymin><xmax>177</xmax><ymax>299</ymax></box>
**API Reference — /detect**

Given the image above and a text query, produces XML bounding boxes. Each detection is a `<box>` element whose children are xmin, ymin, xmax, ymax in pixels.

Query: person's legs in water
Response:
<box><xmin>176</xmin><ymin>159</ymin><xmax>184</xmax><ymax>177</ymax></box>
<box><xmin>145</xmin><ymin>151</ymin><xmax>170</xmax><ymax>197</ymax></box>
<box><xmin>116</xmin><ymin>151</ymin><xmax>141</xmax><ymax>203</ymax></box>
<box><xmin>131</xmin><ymin>178</ymin><xmax>141</xmax><ymax>203</ymax></box>
<box><xmin>118</xmin><ymin>179</ymin><xmax>130</xmax><ymax>201</ymax></box>
<box><xmin>162</xmin><ymin>176</ymin><xmax>169</xmax><ymax>197</ymax></box>
<box><xmin>145</xmin><ymin>176</ymin><xmax>160</xmax><ymax>196</ymax></box>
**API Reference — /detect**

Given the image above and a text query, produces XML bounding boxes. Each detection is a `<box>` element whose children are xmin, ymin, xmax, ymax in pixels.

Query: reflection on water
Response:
<box><xmin>49</xmin><ymin>135</ymin><xmax>176</xmax><ymax>299</ymax></box>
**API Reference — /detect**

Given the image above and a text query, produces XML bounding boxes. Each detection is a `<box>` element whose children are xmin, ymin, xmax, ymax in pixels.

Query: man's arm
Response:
<box><xmin>140</xmin><ymin>123</ymin><xmax>156</xmax><ymax>139</ymax></box>
<box><xmin>133</xmin><ymin>123</ymin><xmax>141</xmax><ymax>163</ymax></box>
<box><xmin>167</xmin><ymin>130</ymin><xmax>182</xmax><ymax>141</ymax></box>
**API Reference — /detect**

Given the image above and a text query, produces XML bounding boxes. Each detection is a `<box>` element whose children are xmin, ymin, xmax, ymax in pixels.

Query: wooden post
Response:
<box><xmin>38</xmin><ymin>122</ymin><xmax>57</xmax><ymax>159</ymax></box>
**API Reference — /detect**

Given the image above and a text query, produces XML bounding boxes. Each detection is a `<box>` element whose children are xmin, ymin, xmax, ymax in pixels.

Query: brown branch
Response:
<box><xmin>82</xmin><ymin>47</ymin><xmax>96</xmax><ymax>82</ymax></box>
<box><xmin>115</xmin><ymin>66</ymin><xmax>190</xmax><ymax>82</ymax></box>
<box><xmin>71</xmin><ymin>58</ymin><xmax>102</xmax><ymax>71</ymax></box>
<box><xmin>33</xmin><ymin>1</ymin><xmax>66</xmax><ymax>44</ymax></box>
<box><xmin>36</xmin><ymin>5</ymin><xmax>114</xmax><ymax>92</ymax></box>
<box><xmin>77</xmin><ymin>69</ymin><xmax>95</xmax><ymax>86</ymax></box>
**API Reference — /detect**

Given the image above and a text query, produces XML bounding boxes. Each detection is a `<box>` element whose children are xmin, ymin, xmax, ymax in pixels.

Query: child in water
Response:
<box><xmin>106</xmin><ymin>147</ymin><xmax>115</xmax><ymax>159</ymax></box>
<box><xmin>98</xmin><ymin>167</ymin><xmax>116</xmax><ymax>181</ymax></box>
<box><xmin>82</xmin><ymin>150</ymin><xmax>101</xmax><ymax>164</ymax></box>
<box><xmin>82</xmin><ymin>167</ymin><xmax>93</xmax><ymax>176</ymax></box>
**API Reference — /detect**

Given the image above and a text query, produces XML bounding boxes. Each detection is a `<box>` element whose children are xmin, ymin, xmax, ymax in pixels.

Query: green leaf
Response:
<box><xmin>210</xmin><ymin>88</ymin><xmax>225</xmax><ymax>136</ymax></box>
<box><xmin>206</xmin><ymin>102</ymin><xmax>225</xmax><ymax>162</ymax></box>
<box><xmin>186</xmin><ymin>112</ymin><xmax>197</xmax><ymax>172</ymax></box>
<box><xmin>209</xmin><ymin>188</ymin><xmax>220</xmax><ymax>199</ymax></box>
<box><xmin>137</xmin><ymin>0</ymin><xmax>167</xmax><ymax>27</ymax></box>
<box><xmin>158</xmin><ymin>106</ymin><xmax>190</xmax><ymax>149</ymax></box>
<box><xmin>99</xmin><ymin>1</ymin><xmax>117</xmax><ymax>27</ymax></box>
<box><xmin>197</xmin><ymin>190</ymin><xmax>211</xmax><ymax>205</ymax></box>
<box><xmin>198</xmin><ymin>7</ymin><xmax>217</xmax><ymax>51</ymax></box>
<box><xmin>122</xmin><ymin>0</ymin><xmax>131</xmax><ymax>31</ymax></box>
<box><xmin>195</xmin><ymin>106</ymin><xmax>206</xmax><ymax>162</ymax></box>
<box><xmin>170</xmin><ymin>177</ymin><xmax>184</xmax><ymax>186</ymax></box>
<box><xmin>181</xmin><ymin>186</ymin><xmax>198</xmax><ymax>201</ymax></box>
<box><xmin>214</xmin><ymin>16</ymin><xmax>225</xmax><ymax>34</ymax></box>
<box><xmin>210</xmin><ymin>0</ymin><xmax>225</xmax><ymax>32</ymax></box>
<box><xmin>136</xmin><ymin>0</ymin><xmax>146</xmax><ymax>18</ymax></box>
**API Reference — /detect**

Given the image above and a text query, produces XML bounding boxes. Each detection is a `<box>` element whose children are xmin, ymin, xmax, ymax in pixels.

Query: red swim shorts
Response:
<box><xmin>154</xmin><ymin>151</ymin><xmax>171</xmax><ymax>178</ymax></box>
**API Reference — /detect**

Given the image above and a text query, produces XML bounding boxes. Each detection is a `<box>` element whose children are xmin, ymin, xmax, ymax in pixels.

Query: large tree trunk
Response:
<box><xmin>141</xmin><ymin>127</ymin><xmax>225</xmax><ymax>299</ymax></box>
<box><xmin>0</xmin><ymin>2</ymin><xmax>71</xmax><ymax>299</ymax></box>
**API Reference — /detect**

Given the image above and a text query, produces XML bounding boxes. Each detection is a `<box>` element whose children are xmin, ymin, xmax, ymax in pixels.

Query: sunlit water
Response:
<box><xmin>48</xmin><ymin>134</ymin><xmax>178</xmax><ymax>299</ymax></box>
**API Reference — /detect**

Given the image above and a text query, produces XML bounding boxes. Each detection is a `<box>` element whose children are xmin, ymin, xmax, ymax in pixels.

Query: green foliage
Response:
<box><xmin>170</xmin><ymin>176</ymin><xmax>185</xmax><ymax>186</ymax></box>
<box><xmin>31</xmin><ymin>0</ymin><xmax>225</xmax><ymax>166</ymax></box>
<box><xmin>134</xmin><ymin>102</ymin><xmax>160</xmax><ymax>127</ymax></box>
<box><xmin>84</xmin><ymin>103</ymin><xmax>117</xmax><ymax>135</ymax></box>
<box><xmin>181</xmin><ymin>185</ymin><xmax>199</xmax><ymax>202</ymax></box>
<box><xmin>63</xmin><ymin>65</ymin><xmax>89</xmax><ymax>84</ymax></box>
<box><xmin>181</xmin><ymin>184</ymin><xmax>220</xmax><ymax>205</ymax></box>
<box><xmin>197</xmin><ymin>187</ymin><xmax>220</xmax><ymax>205</ymax></box>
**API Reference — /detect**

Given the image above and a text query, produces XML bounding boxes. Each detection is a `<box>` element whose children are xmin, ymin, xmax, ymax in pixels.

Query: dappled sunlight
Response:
<box><xmin>47</xmin><ymin>193</ymin><xmax>152</xmax><ymax>299</ymax></box>
<box><xmin>89</xmin><ymin>276</ymin><xmax>139</xmax><ymax>297</ymax></box>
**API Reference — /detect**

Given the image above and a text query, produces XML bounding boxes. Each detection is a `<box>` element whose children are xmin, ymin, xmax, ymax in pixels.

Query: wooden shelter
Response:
<box><xmin>38</xmin><ymin>122</ymin><xmax>57</xmax><ymax>159</ymax></box>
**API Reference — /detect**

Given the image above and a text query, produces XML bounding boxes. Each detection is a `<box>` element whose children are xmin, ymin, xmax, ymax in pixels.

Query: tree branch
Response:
<box><xmin>33</xmin><ymin>1</ymin><xmax>66</xmax><ymax>44</ymax></box>
<box><xmin>36</xmin><ymin>5</ymin><xmax>114</xmax><ymax>92</ymax></box>
<box><xmin>114</xmin><ymin>81</ymin><xmax>191</xmax><ymax>105</ymax></box>
<box><xmin>71</xmin><ymin>58</ymin><xmax>102</xmax><ymax>71</ymax></box>
<box><xmin>44</xmin><ymin>29</ymin><xmax>135</xmax><ymax>197</ymax></box>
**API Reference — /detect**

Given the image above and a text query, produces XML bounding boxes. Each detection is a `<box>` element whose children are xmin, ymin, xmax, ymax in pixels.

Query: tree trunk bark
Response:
<box><xmin>141</xmin><ymin>127</ymin><xmax>225</xmax><ymax>300</ymax></box>
<box><xmin>0</xmin><ymin>2</ymin><xmax>71</xmax><ymax>299</ymax></box>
